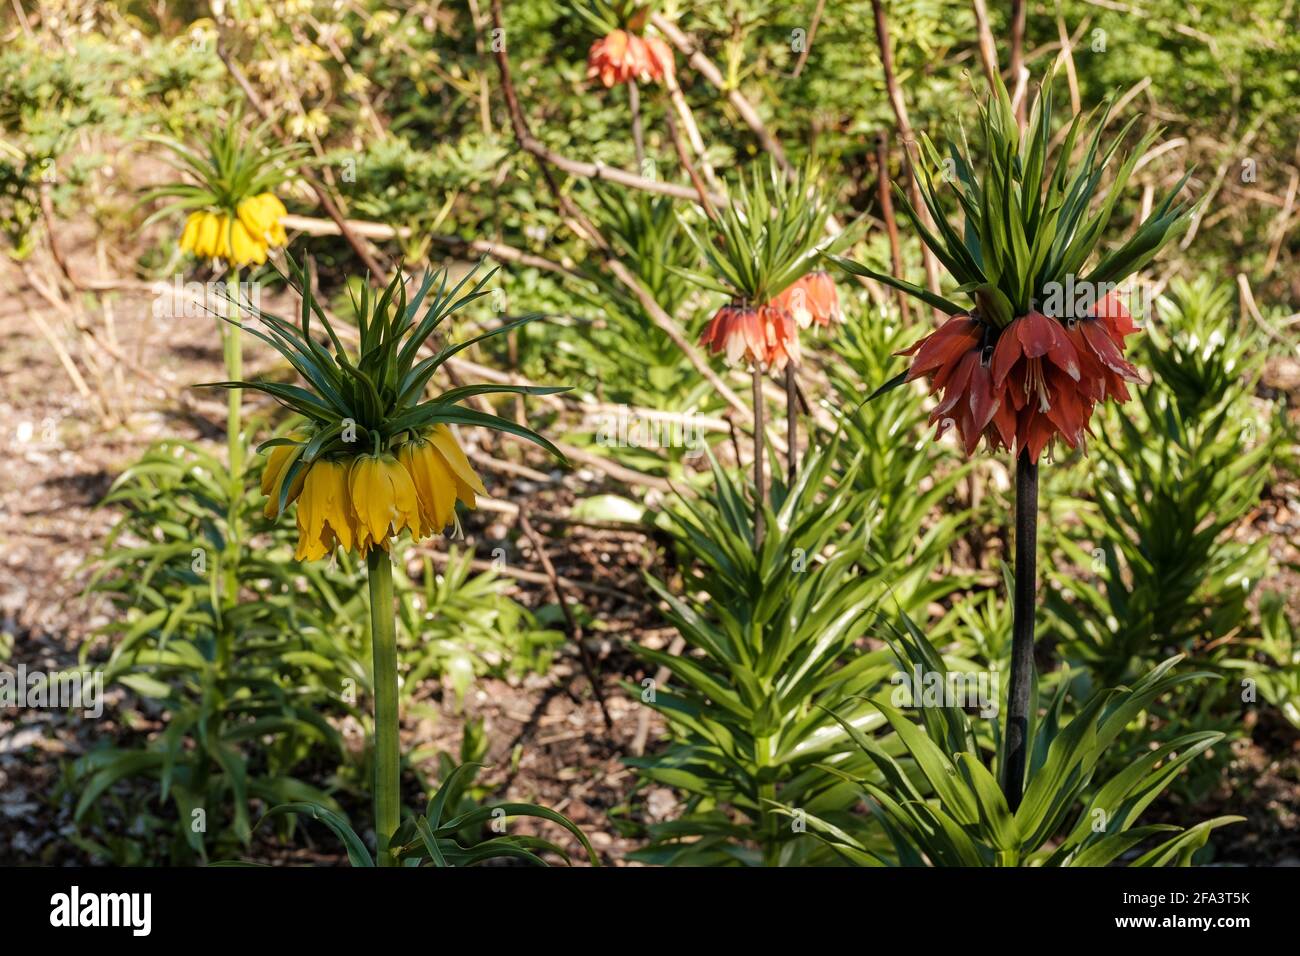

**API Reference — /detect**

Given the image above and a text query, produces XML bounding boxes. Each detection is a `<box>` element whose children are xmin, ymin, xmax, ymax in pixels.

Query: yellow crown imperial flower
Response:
<box><xmin>349</xmin><ymin>453</ymin><xmax>421</xmax><ymax>554</ymax></box>
<box><xmin>294</xmin><ymin>458</ymin><xmax>357</xmax><ymax>561</ymax></box>
<box><xmin>220</xmin><ymin>258</ymin><xmax>568</xmax><ymax>564</ymax></box>
<box><xmin>396</xmin><ymin>425</ymin><xmax>487</xmax><ymax>536</ymax></box>
<box><xmin>145</xmin><ymin>115</ymin><xmax>301</xmax><ymax>269</ymax></box>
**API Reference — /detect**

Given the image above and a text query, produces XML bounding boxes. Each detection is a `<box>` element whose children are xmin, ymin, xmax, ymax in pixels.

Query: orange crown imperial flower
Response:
<box><xmin>900</xmin><ymin>293</ymin><xmax>1142</xmax><ymax>461</ymax></box>
<box><xmin>831</xmin><ymin>67</ymin><xmax>1195</xmax><ymax>462</ymax></box>
<box><xmin>700</xmin><ymin>301</ymin><xmax>801</xmax><ymax>373</ymax></box>
<box><xmin>685</xmin><ymin>160</ymin><xmax>841</xmax><ymax>374</ymax></box>
<box><xmin>772</xmin><ymin>270</ymin><xmax>842</xmax><ymax>331</ymax></box>
<box><xmin>587</xmin><ymin>29</ymin><xmax>674</xmax><ymax>87</ymax></box>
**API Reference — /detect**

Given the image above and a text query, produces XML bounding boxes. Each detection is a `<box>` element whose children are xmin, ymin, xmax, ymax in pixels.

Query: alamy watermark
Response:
<box><xmin>592</xmin><ymin>405</ymin><xmax>707</xmax><ymax>458</ymax></box>
<box><xmin>1</xmin><ymin>665</ymin><xmax>103</xmax><ymax>718</ymax></box>
<box><xmin>1034</xmin><ymin>277</ymin><xmax>1154</xmax><ymax>321</ymax></box>
<box><xmin>50</xmin><ymin>886</ymin><xmax>151</xmax><ymax>936</ymax></box>
<box><xmin>151</xmin><ymin>276</ymin><xmax>262</xmax><ymax>321</ymax></box>
<box><xmin>891</xmin><ymin>665</ymin><xmax>1000</xmax><ymax>718</ymax></box>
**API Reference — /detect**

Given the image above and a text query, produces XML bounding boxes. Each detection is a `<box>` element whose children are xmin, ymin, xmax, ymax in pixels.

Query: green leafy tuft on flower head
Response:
<box><xmin>203</xmin><ymin>256</ymin><xmax>570</xmax><ymax>515</ymax></box>
<box><xmin>832</xmin><ymin>67</ymin><xmax>1198</xmax><ymax>326</ymax></box>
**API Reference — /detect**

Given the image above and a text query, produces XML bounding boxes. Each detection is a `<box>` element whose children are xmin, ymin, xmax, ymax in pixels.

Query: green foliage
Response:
<box><xmin>571</xmin><ymin>187</ymin><xmax>712</xmax><ymax>410</ymax></box>
<box><xmin>680</xmin><ymin>159</ymin><xmax>841</xmax><ymax>303</ymax></box>
<box><xmin>71</xmin><ymin>434</ymin><xmax>560</xmax><ymax>863</ymax></box>
<box><xmin>1047</xmin><ymin>280</ymin><xmax>1283</xmax><ymax>687</ymax></box>
<box><xmin>0</xmin><ymin>27</ymin><xmax>231</xmax><ymax>255</ymax></box>
<box><xmin>1143</xmin><ymin>277</ymin><xmax>1264</xmax><ymax>421</ymax></box>
<box><xmin>140</xmin><ymin>111</ymin><xmax>304</xmax><ymax>226</ymax></box>
<box><xmin>73</xmin><ymin>438</ymin><xmax>356</xmax><ymax>863</ymax></box>
<box><xmin>396</xmin><ymin>549</ymin><xmax>564</xmax><ymax>705</ymax></box>
<box><xmin>823</xmin><ymin>302</ymin><xmax>973</xmax><ymax>604</ymax></box>
<box><xmin>810</xmin><ymin>627</ymin><xmax>1240</xmax><ymax>866</ymax></box>
<box><xmin>1226</xmin><ymin>592</ymin><xmax>1300</xmax><ymax>732</ymax></box>
<box><xmin>260</xmin><ymin>729</ymin><xmax>598</xmax><ymax>868</ymax></box>
<box><xmin>629</xmin><ymin>447</ymin><xmax>898</xmax><ymax>866</ymax></box>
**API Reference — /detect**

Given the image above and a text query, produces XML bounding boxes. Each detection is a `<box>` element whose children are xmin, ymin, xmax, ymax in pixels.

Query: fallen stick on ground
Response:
<box><xmin>518</xmin><ymin>511</ymin><xmax>613</xmax><ymax>730</ymax></box>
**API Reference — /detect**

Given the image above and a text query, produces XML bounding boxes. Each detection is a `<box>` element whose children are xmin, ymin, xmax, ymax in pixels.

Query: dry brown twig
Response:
<box><xmin>517</xmin><ymin>511</ymin><xmax>613</xmax><ymax>729</ymax></box>
<box><xmin>487</xmin><ymin>0</ymin><xmax>753</xmax><ymax>423</ymax></box>
<box><xmin>971</xmin><ymin>0</ymin><xmax>1000</xmax><ymax>89</ymax></box>
<box><xmin>215</xmin><ymin>41</ymin><xmax>391</xmax><ymax>281</ymax></box>
<box><xmin>869</xmin><ymin>0</ymin><xmax>943</xmax><ymax>305</ymax></box>
<box><xmin>875</xmin><ymin>131</ymin><xmax>912</xmax><ymax>322</ymax></box>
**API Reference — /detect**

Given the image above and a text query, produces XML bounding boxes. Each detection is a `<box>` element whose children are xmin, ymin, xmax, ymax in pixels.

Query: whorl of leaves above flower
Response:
<box><xmin>833</xmin><ymin>67</ymin><xmax>1197</xmax><ymax>325</ymax></box>
<box><xmin>679</xmin><ymin>159</ymin><xmax>852</xmax><ymax>371</ymax></box>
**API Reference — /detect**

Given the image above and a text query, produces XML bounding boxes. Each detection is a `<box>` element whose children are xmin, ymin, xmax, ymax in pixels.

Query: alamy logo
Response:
<box><xmin>0</xmin><ymin>665</ymin><xmax>102</xmax><ymax>718</ymax></box>
<box><xmin>890</xmin><ymin>666</ymin><xmax>1000</xmax><ymax>718</ymax></box>
<box><xmin>49</xmin><ymin>886</ymin><xmax>151</xmax><ymax>936</ymax></box>
<box><xmin>592</xmin><ymin>405</ymin><xmax>706</xmax><ymax>457</ymax></box>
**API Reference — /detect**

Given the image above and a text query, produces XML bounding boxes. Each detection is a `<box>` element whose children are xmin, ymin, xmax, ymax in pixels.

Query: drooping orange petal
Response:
<box><xmin>905</xmin><ymin>317</ymin><xmax>981</xmax><ymax>381</ymax></box>
<box><xmin>991</xmin><ymin>322</ymin><xmax>1024</xmax><ymax>388</ymax></box>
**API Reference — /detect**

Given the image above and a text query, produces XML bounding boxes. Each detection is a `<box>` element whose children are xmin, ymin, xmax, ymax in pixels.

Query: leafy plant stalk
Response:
<box><xmin>1003</xmin><ymin>451</ymin><xmax>1038</xmax><ymax>808</ymax></box>
<box><xmin>367</xmin><ymin>549</ymin><xmax>401</xmax><ymax>866</ymax></box>
<box><xmin>628</xmin><ymin>79</ymin><xmax>645</xmax><ymax>171</ymax></box>
<box><xmin>752</xmin><ymin>366</ymin><xmax>766</xmax><ymax>551</ymax></box>
<box><xmin>223</xmin><ymin>265</ymin><xmax>244</xmax><ymax>478</ymax></box>
<box><xmin>218</xmin><ymin>265</ymin><xmax>243</xmax><ymax>673</ymax></box>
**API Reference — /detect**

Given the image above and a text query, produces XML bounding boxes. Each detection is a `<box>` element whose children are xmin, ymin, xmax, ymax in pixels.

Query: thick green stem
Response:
<box><xmin>1002</xmin><ymin>451</ymin><xmax>1038</xmax><ymax>810</ymax></box>
<box><xmin>756</xmin><ymin>733</ymin><xmax>778</xmax><ymax>866</ymax></box>
<box><xmin>223</xmin><ymin>268</ymin><xmax>243</xmax><ymax>478</ymax></box>
<box><xmin>217</xmin><ymin>267</ymin><xmax>242</xmax><ymax>673</ymax></box>
<box><xmin>367</xmin><ymin>549</ymin><xmax>401</xmax><ymax>865</ymax></box>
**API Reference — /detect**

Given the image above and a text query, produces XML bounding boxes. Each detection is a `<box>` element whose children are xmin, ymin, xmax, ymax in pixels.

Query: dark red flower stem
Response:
<box><xmin>785</xmin><ymin>364</ymin><xmax>799</xmax><ymax>487</ymax></box>
<box><xmin>1003</xmin><ymin>449</ymin><xmax>1037</xmax><ymax>810</ymax></box>
<box><xmin>752</xmin><ymin>365</ymin><xmax>767</xmax><ymax>552</ymax></box>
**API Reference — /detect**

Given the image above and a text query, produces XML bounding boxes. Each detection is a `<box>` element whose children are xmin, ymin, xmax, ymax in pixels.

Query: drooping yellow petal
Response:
<box><xmin>261</xmin><ymin>440</ymin><xmax>296</xmax><ymax>496</ymax></box>
<box><xmin>214</xmin><ymin>213</ymin><xmax>235</xmax><ymax>261</ymax></box>
<box><xmin>259</xmin><ymin>192</ymin><xmax>288</xmax><ymax>219</ymax></box>
<box><xmin>228</xmin><ymin>220</ymin><xmax>264</xmax><ymax>266</ymax></box>
<box><xmin>349</xmin><ymin>455</ymin><xmax>392</xmax><ymax>552</ymax></box>
<box><xmin>237</xmin><ymin>196</ymin><xmax>274</xmax><ymax>240</ymax></box>
<box><xmin>263</xmin><ymin>442</ymin><xmax>306</xmax><ymax>519</ymax></box>
<box><xmin>398</xmin><ymin>440</ymin><xmax>457</xmax><ymax>536</ymax></box>
<box><xmin>294</xmin><ymin>459</ymin><xmax>355</xmax><ymax>560</ymax></box>
<box><xmin>426</xmin><ymin>425</ymin><xmax>488</xmax><ymax>506</ymax></box>
<box><xmin>294</xmin><ymin>466</ymin><xmax>324</xmax><ymax>561</ymax></box>
<box><xmin>195</xmin><ymin>212</ymin><xmax>220</xmax><ymax>259</ymax></box>
<box><xmin>179</xmin><ymin>212</ymin><xmax>202</xmax><ymax>252</ymax></box>
<box><xmin>384</xmin><ymin>455</ymin><xmax>421</xmax><ymax>539</ymax></box>
<box><xmin>260</xmin><ymin>194</ymin><xmax>288</xmax><ymax>248</ymax></box>
<box><xmin>322</xmin><ymin>458</ymin><xmax>355</xmax><ymax>553</ymax></box>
